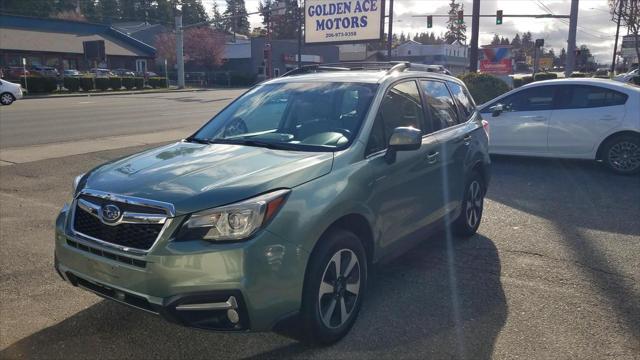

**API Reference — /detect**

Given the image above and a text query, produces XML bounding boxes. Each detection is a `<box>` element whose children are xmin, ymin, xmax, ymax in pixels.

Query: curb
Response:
<box><xmin>20</xmin><ymin>87</ymin><xmax>235</xmax><ymax>100</ymax></box>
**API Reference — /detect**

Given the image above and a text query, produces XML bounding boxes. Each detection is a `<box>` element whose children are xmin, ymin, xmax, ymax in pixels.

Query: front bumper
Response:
<box><xmin>54</xmin><ymin>205</ymin><xmax>309</xmax><ymax>332</ymax></box>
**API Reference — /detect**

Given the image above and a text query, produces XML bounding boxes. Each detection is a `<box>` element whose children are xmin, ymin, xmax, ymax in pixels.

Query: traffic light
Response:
<box><xmin>457</xmin><ymin>10</ymin><xmax>463</xmax><ymax>24</ymax></box>
<box><xmin>496</xmin><ymin>10</ymin><xmax>503</xmax><ymax>25</ymax></box>
<box><xmin>427</xmin><ymin>15</ymin><xmax>433</xmax><ymax>28</ymax></box>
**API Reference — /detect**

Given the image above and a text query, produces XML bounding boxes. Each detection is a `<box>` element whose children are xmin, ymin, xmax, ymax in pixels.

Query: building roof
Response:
<box><xmin>113</xmin><ymin>22</ymin><xmax>167</xmax><ymax>48</ymax></box>
<box><xmin>0</xmin><ymin>14</ymin><xmax>155</xmax><ymax>57</ymax></box>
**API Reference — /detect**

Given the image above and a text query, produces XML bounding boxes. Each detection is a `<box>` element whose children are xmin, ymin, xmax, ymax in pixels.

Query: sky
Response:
<box><xmin>203</xmin><ymin>0</ymin><xmax>618</xmax><ymax>63</ymax></box>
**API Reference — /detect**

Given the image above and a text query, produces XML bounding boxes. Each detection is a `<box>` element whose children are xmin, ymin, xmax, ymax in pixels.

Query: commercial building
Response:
<box><xmin>391</xmin><ymin>40</ymin><xmax>469</xmax><ymax>75</ymax></box>
<box><xmin>0</xmin><ymin>14</ymin><xmax>156</xmax><ymax>73</ymax></box>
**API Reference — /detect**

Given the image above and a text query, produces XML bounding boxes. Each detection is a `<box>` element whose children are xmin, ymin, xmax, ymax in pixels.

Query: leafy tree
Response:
<box><xmin>224</xmin><ymin>0</ymin><xmax>250</xmax><ymax>35</ymax></box>
<box><xmin>155</xmin><ymin>26</ymin><xmax>225</xmax><ymax>70</ymax></box>
<box><xmin>445</xmin><ymin>0</ymin><xmax>466</xmax><ymax>44</ymax></box>
<box><xmin>181</xmin><ymin>0</ymin><xmax>209</xmax><ymax>25</ymax></box>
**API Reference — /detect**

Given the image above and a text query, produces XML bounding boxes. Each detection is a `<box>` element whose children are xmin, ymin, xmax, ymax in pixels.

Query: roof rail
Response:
<box><xmin>386</xmin><ymin>62</ymin><xmax>410</xmax><ymax>74</ymax></box>
<box><xmin>281</xmin><ymin>65</ymin><xmax>350</xmax><ymax>77</ymax></box>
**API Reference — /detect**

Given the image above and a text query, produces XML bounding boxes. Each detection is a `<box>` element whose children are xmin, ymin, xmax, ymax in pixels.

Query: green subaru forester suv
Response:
<box><xmin>54</xmin><ymin>63</ymin><xmax>490</xmax><ymax>344</ymax></box>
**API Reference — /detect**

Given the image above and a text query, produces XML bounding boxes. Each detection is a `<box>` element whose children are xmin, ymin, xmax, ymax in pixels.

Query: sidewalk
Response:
<box><xmin>20</xmin><ymin>87</ymin><xmax>233</xmax><ymax>100</ymax></box>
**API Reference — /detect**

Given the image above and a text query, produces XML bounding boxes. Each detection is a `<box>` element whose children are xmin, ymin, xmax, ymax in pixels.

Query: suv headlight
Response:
<box><xmin>176</xmin><ymin>189</ymin><xmax>290</xmax><ymax>242</ymax></box>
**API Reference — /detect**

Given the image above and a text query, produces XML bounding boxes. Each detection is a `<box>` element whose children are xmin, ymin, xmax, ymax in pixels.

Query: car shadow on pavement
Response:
<box><xmin>0</xmin><ymin>235</ymin><xmax>507</xmax><ymax>360</ymax></box>
<box><xmin>486</xmin><ymin>155</ymin><xmax>640</xmax><ymax>341</ymax></box>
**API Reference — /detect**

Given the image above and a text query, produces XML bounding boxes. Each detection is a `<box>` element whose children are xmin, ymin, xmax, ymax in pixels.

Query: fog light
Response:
<box><xmin>227</xmin><ymin>309</ymin><xmax>240</xmax><ymax>324</ymax></box>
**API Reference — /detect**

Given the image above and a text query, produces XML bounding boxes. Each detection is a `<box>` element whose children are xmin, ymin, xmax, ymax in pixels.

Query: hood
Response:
<box><xmin>85</xmin><ymin>141</ymin><xmax>334</xmax><ymax>215</ymax></box>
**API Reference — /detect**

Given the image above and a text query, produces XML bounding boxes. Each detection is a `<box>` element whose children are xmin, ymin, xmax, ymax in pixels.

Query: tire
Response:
<box><xmin>452</xmin><ymin>171</ymin><xmax>485</xmax><ymax>237</ymax></box>
<box><xmin>601</xmin><ymin>134</ymin><xmax>640</xmax><ymax>175</ymax></box>
<box><xmin>299</xmin><ymin>228</ymin><xmax>367</xmax><ymax>345</ymax></box>
<box><xmin>0</xmin><ymin>92</ymin><xmax>15</xmax><ymax>105</ymax></box>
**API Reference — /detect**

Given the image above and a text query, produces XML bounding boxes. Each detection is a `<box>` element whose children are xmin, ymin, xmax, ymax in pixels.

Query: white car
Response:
<box><xmin>0</xmin><ymin>79</ymin><xmax>23</xmax><ymax>105</ymax></box>
<box><xmin>478</xmin><ymin>78</ymin><xmax>640</xmax><ymax>174</ymax></box>
<box><xmin>613</xmin><ymin>68</ymin><xmax>638</xmax><ymax>83</ymax></box>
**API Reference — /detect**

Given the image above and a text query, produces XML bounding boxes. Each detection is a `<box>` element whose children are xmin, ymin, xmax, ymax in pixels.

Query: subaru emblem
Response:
<box><xmin>101</xmin><ymin>204</ymin><xmax>121</xmax><ymax>223</ymax></box>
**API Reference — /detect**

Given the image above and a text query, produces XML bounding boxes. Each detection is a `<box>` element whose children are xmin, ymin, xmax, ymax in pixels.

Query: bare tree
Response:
<box><xmin>610</xmin><ymin>0</ymin><xmax>640</xmax><ymax>64</ymax></box>
<box><xmin>155</xmin><ymin>27</ymin><xmax>226</xmax><ymax>71</ymax></box>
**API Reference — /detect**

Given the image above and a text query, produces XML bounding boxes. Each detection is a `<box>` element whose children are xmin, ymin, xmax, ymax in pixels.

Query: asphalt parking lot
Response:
<box><xmin>0</xmin><ymin>93</ymin><xmax>639</xmax><ymax>359</ymax></box>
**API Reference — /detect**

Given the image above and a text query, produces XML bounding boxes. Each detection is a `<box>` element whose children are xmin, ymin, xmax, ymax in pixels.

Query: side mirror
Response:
<box><xmin>386</xmin><ymin>127</ymin><xmax>422</xmax><ymax>163</ymax></box>
<box><xmin>490</xmin><ymin>104</ymin><xmax>504</xmax><ymax>117</ymax></box>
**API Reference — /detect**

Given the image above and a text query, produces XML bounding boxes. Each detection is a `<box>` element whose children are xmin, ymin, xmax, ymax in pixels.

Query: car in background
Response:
<box><xmin>479</xmin><ymin>78</ymin><xmax>640</xmax><ymax>174</ymax></box>
<box><xmin>2</xmin><ymin>66</ymin><xmax>29</xmax><ymax>80</ymax></box>
<box><xmin>137</xmin><ymin>71</ymin><xmax>158</xmax><ymax>78</ymax></box>
<box><xmin>614</xmin><ymin>68</ymin><xmax>639</xmax><ymax>83</ymax></box>
<box><xmin>30</xmin><ymin>64</ymin><xmax>59</xmax><ymax>77</ymax></box>
<box><xmin>112</xmin><ymin>68</ymin><xmax>135</xmax><ymax>77</ymax></box>
<box><xmin>0</xmin><ymin>79</ymin><xmax>24</xmax><ymax>105</ymax></box>
<box><xmin>593</xmin><ymin>68</ymin><xmax>610</xmax><ymax>78</ymax></box>
<box><xmin>54</xmin><ymin>62</ymin><xmax>491</xmax><ymax>344</ymax></box>
<box><xmin>89</xmin><ymin>68</ymin><xmax>114</xmax><ymax>78</ymax></box>
<box><xmin>63</xmin><ymin>69</ymin><xmax>82</xmax><ymax>77</ymax></box>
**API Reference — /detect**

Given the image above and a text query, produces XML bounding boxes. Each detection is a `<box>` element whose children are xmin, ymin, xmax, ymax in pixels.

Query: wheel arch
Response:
<box><xmin>595</xmin><ymin>130</ymin><xmax>640</xmax><ymax>160</ymax></box>
<box><xmin>309</xmin><ymin>213</ymin><xmax>375</xmax><ymax>266</ymax></box>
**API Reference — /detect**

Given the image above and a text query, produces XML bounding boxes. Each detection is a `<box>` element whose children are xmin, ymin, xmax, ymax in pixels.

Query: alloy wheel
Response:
<box><xmin>0</xmin><ymin>94</ymin><xmax>13</xmax><ymax>105</ymax></box>
<box><xmin>318</xmin><ymin>248</ymin><xmax>361</xmax><ymax>329</ymax></box>
<box><xmin>608</xmin><ymin>141</ymin><xmax>640</xmax><ymax>172</ymax></box>
<box><xmin>465</xmin><ymin>180</ymin><xmax>483</xmax><ymax>229</ymax></box>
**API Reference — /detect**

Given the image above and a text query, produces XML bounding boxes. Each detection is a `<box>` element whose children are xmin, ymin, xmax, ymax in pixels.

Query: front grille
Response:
<box><xmin>67</xmin><ymin>239</ymin><xmax>146</xmax><ymax>268</ymax></box>
<box><xmin>73</xmin><ymin>205</ymin><xmax>164</xmax><ymax>250</ymax></box>
<box><xmin>78</xmin><ymin>194</ymin><xmax>167</xmax><ymax>215</ymax></box>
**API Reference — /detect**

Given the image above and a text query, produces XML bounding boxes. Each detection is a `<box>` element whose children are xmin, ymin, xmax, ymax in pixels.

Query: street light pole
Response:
<box><xmin>565</xmin><ymin>0</ymin><xmax>579</xmax><ymax>77</ymax></box>
<box><xmin>387</xmin><ymin>0</ymin><xmax>394</xmax><ymax>59</ymax></box>
<box><xmin>297</xmin><ymin>5</ymin><xmax>303</xmax><ymax>69</ymax></box>
<box><xmin>469</xmin><ymin>0</ymin><xmax>480</xmax><ymax>72</ymax></box>
<box><xmin>176</xmin><ymin>15</ymin><xmax>185</xmax><ymax>88</ymax></box>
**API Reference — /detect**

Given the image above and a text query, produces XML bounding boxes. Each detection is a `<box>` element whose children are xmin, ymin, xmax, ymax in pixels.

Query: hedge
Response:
<box><xmin>109</xmin><ymin>77</ymin><xmax>123</xmax><ymax>90</ymax></box>
<box><xmin>569</xmin><ymin>72</ymin><xmax>587</xmax><ymax>78</ymax></box>
<box><xmin>148</xmin><ymin>77</ymin><xmax>168</xmax><ymax>88</ymax></box>
<box><xmin>19</xmin><ymin>76</ymin><xmax>57</xmax><ymax>93</ymax></box>
<box><xmin>458</xmin><ymin>73</ymin><xmax>510</xmax><ymax>104</ymax></box>
<box><xmin>95</xmin><ymin>77</ymin><xmax>110</xmax><ymax>91</ymax></box>
<box><xmin>122</xmin><ymin>77</ymin><xmax>135</xmax><ymax>89</ymax></box>
<box><xmin>513</xmin><ymin>75</ymin><xmax>534</xmax><ymax>88</ymax></box>
<box><xmin>533</xmin><ymin>72</ymin><xmax>558</xmax><ymax>81</ymax></box>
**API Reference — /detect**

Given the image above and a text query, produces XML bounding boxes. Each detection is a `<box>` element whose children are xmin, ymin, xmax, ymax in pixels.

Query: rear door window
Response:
<box><xmin>447</xmin><ymin>82</ymin><xmax>476</xmax><ymax>120</ymax></box>
<box><xmin>420</xmin><ymin>80</ymin><xmax>460</xmax><ymax>129</ymax></box>
<box><xmin>556</xmin><ymin>85</ymin><xmax>628</xmax><ymax>109</ymax></box>
<box><xmin>500</xmin><ymin>86</ymin><xmax>555</xmax><ymax>112</ymax></box>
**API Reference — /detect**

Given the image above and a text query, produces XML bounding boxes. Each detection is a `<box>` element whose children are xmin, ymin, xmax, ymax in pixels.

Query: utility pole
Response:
<box><xmin>565</xmin><ymin>0</ymin><xmax>579</xmax><ymax>77</ymax></box>
<box><xmin>387</xmin><ymin>0</ymin><xmax>394</xmax><ymax>59</ymax></box>
<box><xmin>176</xmin><ymin>15</ymin><xmax>185</xmax><ymax>89</ymax></box>
<box><xmin>297</xmin><ymin>5</ymin><xmax>303</xmax><ymax>69</ymax></box>
<box><xmin>611</xmin><ymin>0</ymin><xmax>624</xmax><ymax>75</ymax></box>
<box><xmin>469</xmin><ymin>0</ymin><xmax>480</xmax><ymax>72</ymax></box>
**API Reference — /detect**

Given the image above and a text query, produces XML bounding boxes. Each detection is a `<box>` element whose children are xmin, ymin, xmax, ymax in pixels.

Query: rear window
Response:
<box><xmin>557</xmin><ymin>85</ymin><xmax>628</xmax><ymax>109</ymax></box>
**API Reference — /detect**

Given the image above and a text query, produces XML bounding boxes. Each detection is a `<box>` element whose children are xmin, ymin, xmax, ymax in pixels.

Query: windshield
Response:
<box><xmin>191</xmin><ymin>82</ymin><xmax>378</xmax><ymax>151</ymax></box>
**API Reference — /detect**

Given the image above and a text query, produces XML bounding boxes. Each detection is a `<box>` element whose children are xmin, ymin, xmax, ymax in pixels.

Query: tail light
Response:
<box><xmin>481</xmin><ymin>119</ymin><xmax>490</xmax><ymax>140</ymax></box>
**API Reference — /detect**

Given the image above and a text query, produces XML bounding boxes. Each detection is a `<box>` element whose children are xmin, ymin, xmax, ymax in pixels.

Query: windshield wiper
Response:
<box><xmin>185</xmin><ymin>137</ymin><xmax>212</xmax><ymax>144</ymax></box>
<box><xmin>213</xmin><ymin>138</ymin><xmax>301</xmax><ymax>150</ymax></box>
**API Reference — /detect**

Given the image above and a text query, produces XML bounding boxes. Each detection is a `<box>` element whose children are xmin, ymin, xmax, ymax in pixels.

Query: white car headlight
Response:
<box><xmin>178</xmin><ymin>189</ymin><xmax>290</xmax><ymax>242</ymax></box>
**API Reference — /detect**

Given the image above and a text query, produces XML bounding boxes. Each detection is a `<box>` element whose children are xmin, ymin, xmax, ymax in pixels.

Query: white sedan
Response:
<box><xmin>0</xmin><ymin>79</ymin><xmax>23</xmax><ymax>105</ymax></box>
<box><xmin>478</xmin><ymin>78</ymin><xmax>640</xmax><ymax>174</ymax></box>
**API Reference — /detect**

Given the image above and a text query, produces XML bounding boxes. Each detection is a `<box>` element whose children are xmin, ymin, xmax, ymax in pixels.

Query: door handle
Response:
<box><xmin>463</xmin><ymin>135</ymin><xmax>472</xmax><ymax>145</ymax></box>
<box><xmin>427</xmin><ymin>152</ymin><xmax>440</xmax><ymax>164</ymax></box>
<box><xmin>532</xmin><ymin>116</ymin><xmax>546</xmax><ymax>122</ymax></box>
<box><xmin>599</xmin><ymin>115</ymin><xmax>616</xmax><ymax>121</ymax></box>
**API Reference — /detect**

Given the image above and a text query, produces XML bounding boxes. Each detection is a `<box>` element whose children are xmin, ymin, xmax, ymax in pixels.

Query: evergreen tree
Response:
<box><xmin>212</xmin><ymin>1</ymin><xmax>225</xmax><ymax>30</ymax></box>
<box><xmin>399</xmin><ymin>32</ymin><xmax>406</xmax><ymax>43</ymax></box>
<box><xmin>444</xmin><ymin>0</ymin><xmax>466</xmax><ymax>44</ymax></box>
<box><xmin>181</xmin><ymin>0</ymin><xmax>209</xmax><ymax>25</ymax></box>
<box><xmin>99</xmin><ymin>0</ymin><xmax>120</xmax><ymax>22</ymax></box>
<box><xmin>79</xmin><ymin>0</ymin><xmax>99</xmax><ymax>21</ymax></box>
<box><xmin>559</xmin><ymin>48</ymin><xmax>567</xmax><ymax>67</ymax></box>
<box><xmin>0</xmin><ymin>0</ymin><xmax>54</xmax><ymax>17</ymax></box>
<box><xmin>154</xmin><ymin>0</ymin><xmax>177</xmax><ymax>25</ymax></box>
<box><xmin>500</xmin><ymin>37</ymin><xmax>510</xmax><ymax>45</ymax></box>
<box><xmin>511</xmin><ymin>33</ymin><xmax>521</xmax><ymax>48</ymax></box>
<box><xmin>259</xmin><ymin>0</ymin><xmax>298</xmax><ymax>39</ymax></box>
<box><xmin>490</xmin><ymin>34</ymin><xmax>500</xmax><ymax>45</ymax></box>
<box><xmin>225</xmin><ymin>0</ymin><xmax>250</xmax><ymax>35</ymax></box>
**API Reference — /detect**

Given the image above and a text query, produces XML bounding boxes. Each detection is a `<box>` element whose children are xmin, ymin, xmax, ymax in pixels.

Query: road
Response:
<box><xmin>0</xmin><ymin>90</ymin><xmax>246</xmax><ymax>148</ymax></box>
<box><xmin>0</xmin><ymin>94</ymin><xmax>639</xmax><ymax>359</ymax></box>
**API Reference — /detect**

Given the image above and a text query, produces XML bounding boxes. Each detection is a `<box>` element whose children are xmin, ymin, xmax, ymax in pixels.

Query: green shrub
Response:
<box><xmin>458</xmin><ymin>73</ymin><xmax>510</xmax><ymax>104</ymax></box>
<box><xmin>122</xmin><ymin>77</ymin><xmax>135</xmax><ymax>89</ymax></box>
<box><xmin>63</xmin><ymin>77</ymin><xmax>81</xmax><ymax>92</ymax></box>
<box><xmin>148</xmin><ymin>77</ymin><xmax>167</xmax><ymax>88</ymax></box>
<box><xmin>79</xmin><ymin>77</ymin><xmax>94</xmax><ymax>91</ymax></box>
<box><xmin>109</xmin><ymin>77</ymin><xmax>123</xmax><ymax>90</ymax></box>
<box><xmin>570</xmin><ymin>72</ymin><xmax>587</xmax><ymax>78</ymax></box>
<box><xmin>19</xmin><ymin>76</ymin><xmax>58</xmax><ymax>93</ymax></box>
<box><xmin>513</xmin><ymin>75</ymin><xmax>534</xmax><ymax>88</ymax></box>
<box><xmin>533</xmin><ymin>72</ymin><xmax>558</xmax><ymax>81</ymax></box>
<box><xmin>134</xmin><ymin>77</ymin><xmax>144</xmax><ymax>89</ymax></box>
<box><xmin>95</xmin><ymin>77</ymin><xmax>110</xmax><ymax>91</ymax></box>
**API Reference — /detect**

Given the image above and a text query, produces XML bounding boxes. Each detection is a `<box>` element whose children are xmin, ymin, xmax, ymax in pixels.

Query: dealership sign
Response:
<box><xmin>305</xmin><ymin>0</ymin><xmax>384</xmax><ymax>44</ymax></box>
<box><xmin>480</xmin><ymin>46</ymin><xmax>513</xmax><ymax>75</ymax></box>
